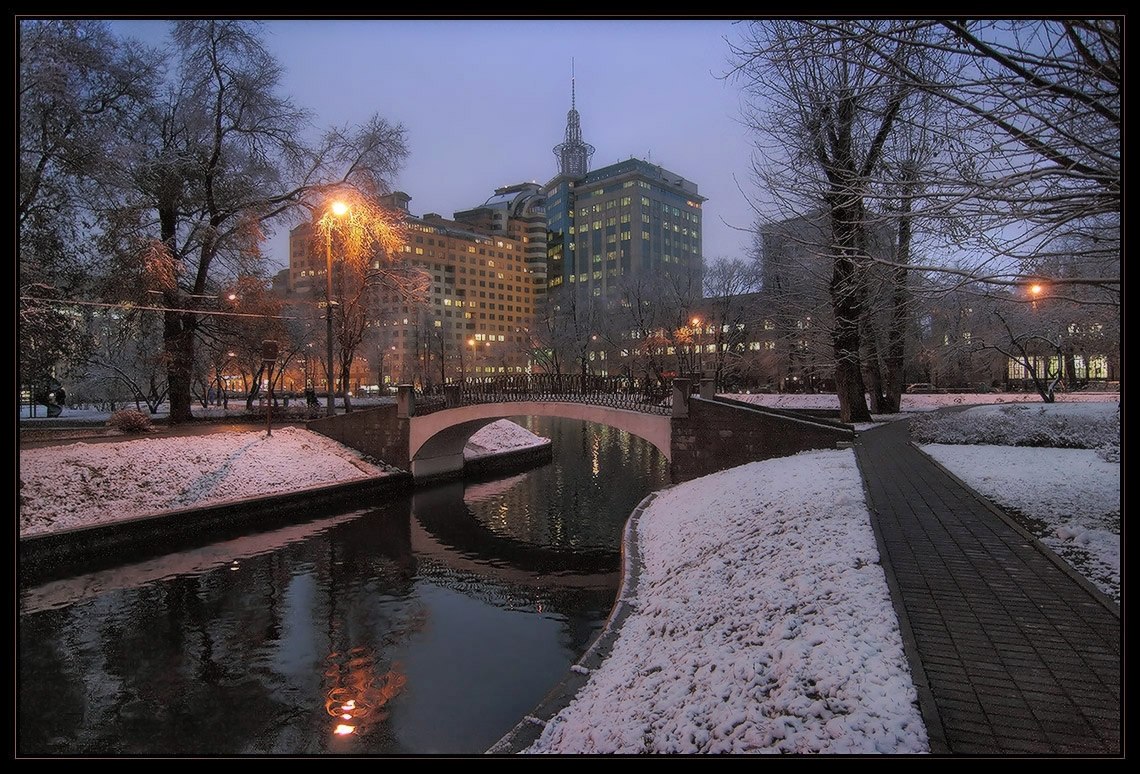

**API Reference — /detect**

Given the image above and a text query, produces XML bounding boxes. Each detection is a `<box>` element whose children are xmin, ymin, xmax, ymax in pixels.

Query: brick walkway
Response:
<box><xmin>854</xmin><ymin>419</ymin><xmax>1120</xmax><ymax>755</ymax></box>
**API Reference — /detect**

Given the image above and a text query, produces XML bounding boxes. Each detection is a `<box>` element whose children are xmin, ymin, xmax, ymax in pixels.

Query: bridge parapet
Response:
<box><xmin>401</xmin><ymin>374</ymin><xmax>673</xmax><ymax>417</ymax></box>
<box><xmin>671</xmin><ymin>396</ymin><xmax>855</xmax><ymax>483</ymax></box>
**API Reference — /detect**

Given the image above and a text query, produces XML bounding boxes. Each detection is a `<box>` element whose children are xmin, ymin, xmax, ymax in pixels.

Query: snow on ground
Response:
<box><xmin>721</xmin><ymin>391</ymin><xmax>1118</xmax><ymax>413</ymax></box>
<box><xmin>526</xmin><ymin>450</ymin><xmax>928</xmax><ymax>755</ymax></box>
<box><xmin>921</xmin><ymin>445</ymin><xmax>1120</xmax><ymax>601</ymax></box>
<box><xmin>18</xmin><ymin>427</ymin><xmax>392</xmax><ymax>536</ymax></box>
<box><xmin>464</xmin><ymin>419</ymin><xmax>550</xmax><ymax>460</ymax></box>
<box><xmin>18</xmin><ymin>396</ymin><xmax>397</xmax><ymax>422</ymax></box>
<box><xmin>19</xmin><ymin>420</ymin><xmax>549</xmax><ymax>537</ymax></box>
<box><xmin>913</xmin><ymin>401</ymin><xmax>1121</xmax><ymax>602</ymax></box>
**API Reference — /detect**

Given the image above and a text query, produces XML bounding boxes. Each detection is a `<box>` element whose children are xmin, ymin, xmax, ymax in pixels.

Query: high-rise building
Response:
<box><xmin>372</xmin><ymin>193</ymin><xmax>538</xmax><ymax>385</ymax></box>
<box><xmin>453</xmin><ymin>182</ymin><xmax>547</xmax><ymax>304</ymax></box>
<box><xmin>284</xmin><ymin>191</ymin><xmax>540</xmax><ymax>388</ymax></box>
<box><xmin>542</xmin><ymin>73</ymin><xmax>706</xmax><ymax>299</ymax></box>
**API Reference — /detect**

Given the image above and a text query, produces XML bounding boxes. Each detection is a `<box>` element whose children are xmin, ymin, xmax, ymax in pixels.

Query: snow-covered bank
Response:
<box><xmin>19</xmin><ymin>420</ymin><xmax>549</xmax><ymax>537</ymax></box>
<box><xmin>18</xmin><ymin>427</ymin><xmax>394</xmax><ymax>536</ymax></box>
<box><xmin>464</xmin><ymin>419</ymin><xmax>549</xmax><ymax>460</ymax></box>
<box><xmin>525</xmin><ymin>451</ymin><xmax>928</xmax><ymax>755</ymax></box>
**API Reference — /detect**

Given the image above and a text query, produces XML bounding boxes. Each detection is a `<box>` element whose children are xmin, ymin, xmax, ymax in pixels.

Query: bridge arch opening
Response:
<box><xmin>408</xmin><ymin>402</ymin><xmax>672</xmax><ymax>480</ymax></box>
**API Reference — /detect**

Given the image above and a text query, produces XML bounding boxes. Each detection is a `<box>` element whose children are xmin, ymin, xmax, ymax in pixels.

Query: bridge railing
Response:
<box><xmin>411</xmin><ymin>374</ymin><xmax>673</xmax><ymax>416</ymax></box>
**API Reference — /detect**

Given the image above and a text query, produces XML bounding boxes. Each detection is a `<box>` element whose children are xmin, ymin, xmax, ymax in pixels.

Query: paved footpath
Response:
<box><xmin>854</xmin><ymin>419</ymin><xmax>1121</xmax><ymax>755</ymax></box>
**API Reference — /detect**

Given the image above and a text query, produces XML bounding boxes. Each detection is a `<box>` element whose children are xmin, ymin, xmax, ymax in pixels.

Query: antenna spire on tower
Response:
<box><xmin>553</xmin><ymin>59</ymin><xmax>594</xmax><ymax>177</ymax></box>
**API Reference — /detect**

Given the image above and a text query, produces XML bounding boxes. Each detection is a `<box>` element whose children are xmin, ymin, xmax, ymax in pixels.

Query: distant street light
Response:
<box><xmin>324</xmin><ymin>200</ymin><xmax>349</xmax><ymax>417</ymax></box>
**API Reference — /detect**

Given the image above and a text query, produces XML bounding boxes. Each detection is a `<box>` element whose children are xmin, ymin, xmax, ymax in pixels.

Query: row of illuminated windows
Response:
<box><xmin>406</xmin><ymin>242</ymin><xmax>516</xmax><ymax>258</ymax></box>
<box><xmin>412</xmin><ymin>232</ymin><xmax>516</xmax><ymax>251</ymax></box>
<box><xmin>568</xmin><ymin>214</ymin><xmax>699</xmax><ymax>235</ymax></box>
<box><xmin>582</xmin><ymin>340</ymin><xmax>779</xmax><ymax>360</ymax></box>
<box><xmin>621</xmin><ymin>323</ymin><xmax>768</xmax><ymax>341</ymax></box>
<box><xmin>426</xmin><ymin>257</ymin><xmax>511</xmax><ymax>271</ymax></box>
<box><xmin>1007</xmin><ymin>355</ymin><xmax>1108</xmax><ymax>380</ymax></box>
<box><xmin>380</xmin><ymin>323</ymin><xmax>519</xmax><ymax>337</ymax></box>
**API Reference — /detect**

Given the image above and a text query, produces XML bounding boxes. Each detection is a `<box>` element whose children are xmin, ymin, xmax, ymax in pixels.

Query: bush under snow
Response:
<box><xmin>910</xmin><ymin>402</ymin><xmax>1119</xmax><ymax>450</ymax></box>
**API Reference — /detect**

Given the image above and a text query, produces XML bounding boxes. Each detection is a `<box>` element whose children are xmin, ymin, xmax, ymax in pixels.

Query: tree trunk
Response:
<box><xmin>246</xmin><ymin>366</ymin><xmax>263</xmax><ymax>411</ymax></box>
<box><xmin>863</xmin><ymin>331</ymin><xmax>886</xmax><ymax>414</ymax></box>
<box><xmin>829</xmin><ymin>213</ymin><xmax>873</xmax><ymax>424</ymax></box>
<box><xmin>340</xmin><ymin>361</ymin><xmax>353</xmax><ymax>413</ymax></box>
<box><xmin>158</xmin><ymin>196</ymin><xmax>194</xmax><ymax>424</ymax></box>
<box><xmin>1064</xmin><ymin>348</ymin><xmax>1078</xmax><ymax>391</ymax></box>
<box><xmin>165</xmin><ymin>308</ymin><xmax>195</xmax><ymax>424</ymax></box>
<box><xmin>882</xmin><ymin>179</ymin><xmax>913</xmax><ymax>415</ymax></box>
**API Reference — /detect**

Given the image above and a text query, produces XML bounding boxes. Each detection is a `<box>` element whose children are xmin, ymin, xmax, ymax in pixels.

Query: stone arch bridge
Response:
<box><xmin>308</xmin><ymin>376</ymin><xmax>854</xmax><ymax>484</ymax></box>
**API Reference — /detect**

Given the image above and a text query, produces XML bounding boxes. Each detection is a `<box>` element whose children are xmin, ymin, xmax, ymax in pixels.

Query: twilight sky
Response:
<box><xmin>107</xmin><ymin>18</ymin><xmax>761</xmax><ymax>273</ymax></box>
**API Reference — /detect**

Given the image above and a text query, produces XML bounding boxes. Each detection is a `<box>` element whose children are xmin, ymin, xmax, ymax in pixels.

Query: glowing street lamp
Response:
<box><xmin>691</xmin><ymin>316</ymin><xmax>703</xmax><ymax>375</ymax></box>
<box><xmin>465</xmin><ymin>338</ymin><xmax>476</xmax><ymax>382</ymax></box>
<box><xmin>324</xmin><ymin>200</ymin><xmax>349</xmax><ymax>416</ymax></box>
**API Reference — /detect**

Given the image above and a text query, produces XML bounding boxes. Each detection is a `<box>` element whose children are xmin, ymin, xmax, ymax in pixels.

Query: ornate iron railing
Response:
<box><xmin>412</xmin><ymin>374</ymin><xmax>673</xmax><ymax>416</ymax></box>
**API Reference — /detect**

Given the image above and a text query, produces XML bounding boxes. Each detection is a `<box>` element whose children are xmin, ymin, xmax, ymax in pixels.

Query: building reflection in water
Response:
<box><xmin>18</xmin><ymin>416</ymin><xmax>669</xmax><ymax>756</ymax></box>
<box><xmin>457</xmin><ymin>416</ymin><xmax>670</xmax><ymax>553</ymax></box>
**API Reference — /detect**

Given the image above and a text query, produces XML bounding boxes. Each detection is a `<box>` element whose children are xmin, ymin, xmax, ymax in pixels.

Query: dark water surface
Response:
<box><xmin>18</xmin><ymin>417</ymin><xmax>669</xmax><ymax>755</ymax></box>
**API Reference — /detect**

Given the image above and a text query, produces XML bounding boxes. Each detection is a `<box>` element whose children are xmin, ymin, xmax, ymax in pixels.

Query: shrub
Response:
<box><xmin>910</xmin><ymin>404</ymin><xmax>1119</xmax><ymax>449</ymax></box>
<box><xmin>107</xmin><ymin>409</ymin><xmax>154</xmax><ymax>434</ymax></box>
<box><xmin>1096</xmin><ymin>440</ymin><xmax>1120</xmax><ymax>464</ymax></box>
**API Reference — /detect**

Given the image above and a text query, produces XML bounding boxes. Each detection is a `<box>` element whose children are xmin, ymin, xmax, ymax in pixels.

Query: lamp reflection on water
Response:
<box><xmin>323</xmin><ymin>646</ymin><xmax>407</xmax><ymax>739</ymax></box>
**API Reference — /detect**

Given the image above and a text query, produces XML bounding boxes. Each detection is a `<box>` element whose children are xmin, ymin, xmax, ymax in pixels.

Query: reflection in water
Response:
<box><xmin>323</xmin><ymin>647</ymin><xmax>407</xmax><ymax>740</ymax></box>
<box><xmin>18</xmin><ymin>417</ymin><xmax>669</xmax><ymax>755</ymax></box>
<box><xmin>459</xmin><ymin>417</ymin><xmax>670</xmax><ymax>553</ymax></box>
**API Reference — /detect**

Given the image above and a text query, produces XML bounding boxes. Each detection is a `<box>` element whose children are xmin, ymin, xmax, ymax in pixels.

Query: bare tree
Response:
<box><xmin>699</xmin><ymin>258</ymin><xmax>761</xmax><ymax>390</ymax></box>
<box><xmin>81</xmin><ymin>306</ymin><xmax>169</xmax><ymax>414</ymax></box>
<box><xmin>18</xmin><ymin>20</ymin><xmax>158</xmax><ymax>400</ymax></box>
<box><xmin>730</xmin><ymin>20</ymin><xmax>918</xmax><ymax>421</ymax></box>
<box><xmin>83</xmin><ymin>21</ymin><xmax>409</xmax><ymax>423</ymax></box>
<box><xmin>607</xmin><ymin>273</ymin><xmax>677</xmax><ymax>389</ymax></box>
<box><xmin>971</xmin><ymin>232</ymin><xmax>1119</xmax><ymax>402</ymax></box>
<box><xmin>310</xmin><ymin>191</ymin><xmax>425</xmax><ymax>411</ymax></box>
<box><xmin>842</xmin><ymin>19</ymin><xmax>1120</xmax><ymax>291</ymax></box>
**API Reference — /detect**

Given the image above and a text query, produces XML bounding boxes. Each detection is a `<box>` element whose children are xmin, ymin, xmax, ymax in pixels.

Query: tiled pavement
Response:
<box><xmin>854</xmin><ymin>419</ymin><xmax>1121</xmax><ymax>755</ymax></box>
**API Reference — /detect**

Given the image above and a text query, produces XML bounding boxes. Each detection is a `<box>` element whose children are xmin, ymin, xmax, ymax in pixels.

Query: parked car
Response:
<box><xmin>905</xmin><ymin>383</ymin><xmax>943</xmax><ymax>394</ymax></box>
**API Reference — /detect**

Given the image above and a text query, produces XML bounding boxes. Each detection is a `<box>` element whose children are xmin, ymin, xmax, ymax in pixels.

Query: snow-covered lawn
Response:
<box><xmin>722</xmin><ymin>394</ymin><xmax>1121</xmax><ymax>602</ymax></box>
<box><xmin>525</xmin><ymin>450</ymin><xmax>928</xmax><ymax>755</ymax></box>
<box><xmin>722</xmin><ymin>391</ymin><xmax>1118</xmax><ymax>413</ymax></box>
<box><xmin>912</xmin><ymin>402</ymin><xmax>1121</xmax><ymax>602</ymax></box>
<box><xmin>19</xmin><ymin>420</ymin><xmax>547</xmax><ymax>537</ymax></box>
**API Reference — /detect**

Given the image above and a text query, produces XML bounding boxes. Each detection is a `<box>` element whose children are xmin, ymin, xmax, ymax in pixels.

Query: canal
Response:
<box><xmin>17</xmin><ymin>416</ymin><xmax>670</xmax><ymax>755</ymax></box>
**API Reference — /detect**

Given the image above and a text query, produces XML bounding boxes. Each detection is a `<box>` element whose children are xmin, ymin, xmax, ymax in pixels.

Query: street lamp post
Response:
<box><xmin>691</xmin><ymin>316</ymin><xmax>703</xmax><ymax>376</ymax></box>
<box><xmin>324</xmin><ymin>200</ymin><xmax>348</xmax><ymax>417</ymax></box>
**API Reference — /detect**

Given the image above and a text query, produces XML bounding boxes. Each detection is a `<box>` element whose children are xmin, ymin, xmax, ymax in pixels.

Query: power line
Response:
<box><xmin>18</xmin><ymin>296</ymin><xmax>321</xmax><ymax>321</ymax></box>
